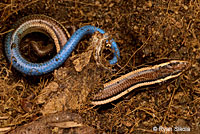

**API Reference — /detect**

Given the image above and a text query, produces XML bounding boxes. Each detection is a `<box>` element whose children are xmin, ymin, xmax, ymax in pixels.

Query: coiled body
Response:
<box><xmin>4</xmin><ymin>15</ymin><xmax>120</xmax><ymax>75</ymax></box>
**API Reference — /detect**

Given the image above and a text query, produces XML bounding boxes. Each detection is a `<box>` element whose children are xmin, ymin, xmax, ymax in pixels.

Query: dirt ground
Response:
<box><xmin>0</xmin><ymin>0</ymin><xmax>200</xmax><ymax>134</ymax></box>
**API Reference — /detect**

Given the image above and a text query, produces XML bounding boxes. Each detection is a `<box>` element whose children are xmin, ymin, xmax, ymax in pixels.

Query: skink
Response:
<box><xmin>91</xmin><ymin>60</ymin><xmax>189</xmax><ymax>105</ymax></box>
<box><xmin>4</xmin><ymin>15</ymin><xmax>120</xmax><ymax>75</ymax></box>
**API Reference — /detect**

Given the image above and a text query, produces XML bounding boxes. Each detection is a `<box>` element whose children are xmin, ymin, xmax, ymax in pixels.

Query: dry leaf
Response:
<box><xmin>48</xmin><ymin>121</ymin><xmax>83</xmax><ymax>128</ymax></box>
<box><xmin>70</xmin><ymin>46</ymin><xmax>93</xmax><ymax>72</ymax></box>
<box><xmin>36</xmin><ymin>82</ymin><xmax>59</xmax><ymax>104</ymax></box>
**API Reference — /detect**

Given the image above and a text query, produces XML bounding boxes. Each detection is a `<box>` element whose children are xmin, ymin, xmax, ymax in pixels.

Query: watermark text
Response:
<box><xmin>152</xmin><ymin>126</ymin><xmax>190</xmax><ymax>132</ymax></box>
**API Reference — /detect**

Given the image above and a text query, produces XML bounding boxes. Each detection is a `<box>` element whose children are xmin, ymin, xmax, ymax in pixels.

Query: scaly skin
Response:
<box><xmin>4</xmin><ymin>15</ymin><xmax>120</xmax><ymax>75</ymax></box>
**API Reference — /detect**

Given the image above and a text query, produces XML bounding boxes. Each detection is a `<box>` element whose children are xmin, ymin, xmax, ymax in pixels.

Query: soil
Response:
<box><xmin>0</xmin><ymin>0</ymin><xmax>199</xmax><ymax>134</ymax></box>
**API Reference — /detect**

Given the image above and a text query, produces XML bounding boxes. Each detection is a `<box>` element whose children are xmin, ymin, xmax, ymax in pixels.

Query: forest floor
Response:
<box><xmin>0</xmin><ymin>0</ymin><xmax>199</xmax><ymax>133</ymax></box>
